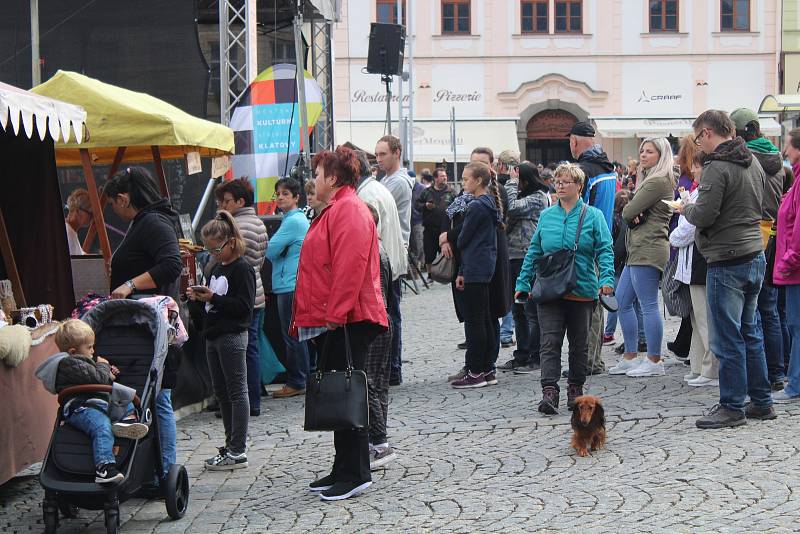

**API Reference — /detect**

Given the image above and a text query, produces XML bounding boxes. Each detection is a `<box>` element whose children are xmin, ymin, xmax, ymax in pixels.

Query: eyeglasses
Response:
<box><xmin>694</xmin><ymin>129</ymin><xmax>707</xmax><ymax>147</ymax></box>
<box><xmin>554</xmin><ymin>181</ymin><xmax>577</xmax><ymax>188</ymax></box>
<box><xmin>216</xmin><ymin>197</ymin><xmax>236</xmax><ymax>206</ymax></box>
<box><xmin>205</xmin><ymin>239</ymin><xmax>231</xmax><ymax>255</ymax></box>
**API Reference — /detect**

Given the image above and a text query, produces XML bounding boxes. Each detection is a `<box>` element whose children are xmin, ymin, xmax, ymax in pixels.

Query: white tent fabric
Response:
<box><xmin>0</xmin><ymin>81</ymin><xmax>87</xmax><ymax>143</ymax></box>
<box><xmin>593</xmin><ymin>116</ymin><xmax>782</xmax><ymax>138</ymax></box>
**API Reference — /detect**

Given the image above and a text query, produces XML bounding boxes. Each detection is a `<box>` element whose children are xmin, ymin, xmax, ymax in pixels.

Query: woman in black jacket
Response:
<box><xmin>104</xmin><ymin>166</ymin><xmax>182</xmax><ymax>488</ymax></box>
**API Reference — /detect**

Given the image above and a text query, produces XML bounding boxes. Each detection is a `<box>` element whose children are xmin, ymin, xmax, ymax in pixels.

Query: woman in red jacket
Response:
<box><xmin>293</xmin><ymin>145</ymin><xmax>389</xmax><ymax>501</ymax></box>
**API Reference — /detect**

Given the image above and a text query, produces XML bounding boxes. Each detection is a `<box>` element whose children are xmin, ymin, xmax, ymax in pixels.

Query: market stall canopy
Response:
<box><xmin>307</xmin><ymin>0</ymin><xmax>336</xmax><ymax>20</ymax></box>
<box><xmin>31</xmin><ymin>70</ymin><xmax>234</xmax><ymax>166</ymax></box>
<box><xmin>759</xmin><ymin>94</ymin><xmax>800</xmax><ymax>113</ymax></box>
<box><xmin>593</xmin><ymin>116</ymin><xmax>782</xmax><ymax>138</ymax></box>
<box><xmin>0</xmin><ymin>80</ymin><xmax>86</xmax><ymax>143</ymax></box>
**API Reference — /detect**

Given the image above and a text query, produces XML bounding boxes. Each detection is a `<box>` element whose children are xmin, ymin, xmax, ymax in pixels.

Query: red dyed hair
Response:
<box><xmin>312</xmin><ymin>146</ymin><xmax>360</xmax><ymax>188</ymax></box>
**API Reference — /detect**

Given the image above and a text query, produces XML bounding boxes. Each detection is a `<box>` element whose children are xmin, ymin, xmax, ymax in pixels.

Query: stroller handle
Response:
<box><xmin>58</xmin><ymin>385</ymin><xmax>142</xmax><ymax>408</ymax></box>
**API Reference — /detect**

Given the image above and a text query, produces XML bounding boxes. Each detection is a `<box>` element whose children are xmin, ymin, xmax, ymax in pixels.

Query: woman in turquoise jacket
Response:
<box><xmin>515</xmin><ymin>163</ymin><xmax>615</xmax><ymax>415</ymax></box>
<box><xmin>267</xmin><ymin>177</ymin><xmax>311</xmax><ymax>398</ymax></box>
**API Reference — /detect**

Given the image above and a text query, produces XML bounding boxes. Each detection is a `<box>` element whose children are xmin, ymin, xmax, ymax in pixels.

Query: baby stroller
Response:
<box><xmin>39</xmin><ymin>299</ymin><xmax>189</xmax><ymax>534</ymax></box>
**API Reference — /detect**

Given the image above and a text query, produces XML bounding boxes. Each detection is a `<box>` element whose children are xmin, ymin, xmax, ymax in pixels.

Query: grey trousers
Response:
<box><xmin>364</xmin><ymin>322</ymin><xmax>393</xmax><ymax>445</ymax></box>
<box><xmin>587</xmin><ymin>299</ymin><xmax>606</xmax><ymax>372</ymax></box>
<box><xmin>206</xmin><ymin>331</ymin><xmax>249</xmax><ymax>455</ymax></box>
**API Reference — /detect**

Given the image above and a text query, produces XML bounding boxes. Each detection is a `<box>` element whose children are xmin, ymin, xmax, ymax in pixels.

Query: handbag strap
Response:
<box><xmin>572</xmin><ymin>204</ymin><xmax>588</xmax><ymax>251</ymax></box>
<box><xmin>316</xmin><ymin>325</ymin><xmax>355</xmax><ymax>377</ymax></box>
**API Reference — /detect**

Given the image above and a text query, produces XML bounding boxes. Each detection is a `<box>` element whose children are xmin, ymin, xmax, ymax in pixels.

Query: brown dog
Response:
<box><xmin>570</xmin><ymin>395</ymin><xmax>606</xmax><ymax>457</ymax></box>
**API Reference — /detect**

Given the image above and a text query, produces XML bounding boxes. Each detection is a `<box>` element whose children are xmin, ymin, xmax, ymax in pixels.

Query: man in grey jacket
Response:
<box><xmin>679</xmin><ymin>109</ymin><xmax>774</xmax><ymax>429</ymax></box>
<box><xmin>376</xmin><ymin>135</ymin><xmax>413</xmax><ymax>385</ymax></box>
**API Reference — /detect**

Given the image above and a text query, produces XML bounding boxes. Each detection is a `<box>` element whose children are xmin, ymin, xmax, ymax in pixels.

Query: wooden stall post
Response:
<box><xmin>0</xmin><ymin>207</ymin><xmax>26</xmax><ymax>307</ymax></box>
<box><xmin>82</xmin><ymin>146</ymin><xmax>126</xmax><ymax>252</ymax></box>
<box><xmin>80</xmin><ymin>149</ymin><xmax>113</xmax><ymax>271</ymax></box>
<box><xmin>151</xmin><ymin>146</ymin><xmax>170</xmax><ymax>199</ymax></box>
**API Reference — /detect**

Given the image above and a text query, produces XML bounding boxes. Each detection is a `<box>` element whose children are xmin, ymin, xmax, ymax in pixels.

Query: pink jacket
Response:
<box><xmin>774</xmin><ymin>165</ymin><xmax>800</xmax><ymax>285</ymax></box>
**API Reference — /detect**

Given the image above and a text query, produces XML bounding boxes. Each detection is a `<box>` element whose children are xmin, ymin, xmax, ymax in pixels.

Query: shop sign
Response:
<box><xmin>351</xmin><ymin>90</ymin><xmax>411</xmax><ymax>103</ymax></box>
<box><xmin>433</xmin><ymin>90</ymin><xmax>482</xmax><ymax>103</ymax></box>
<box><xmin>637</xmin><ymin>91</ymin><xmax>683</xmax><ymax>103</ymax></box>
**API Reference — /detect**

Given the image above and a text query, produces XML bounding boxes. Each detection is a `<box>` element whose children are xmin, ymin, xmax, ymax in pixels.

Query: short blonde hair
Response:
<box><xmin>55</xmin><ymin>319</ymin><xmax>95</xmax><ymax>352</ymax></box>
<box><xmin>554</xmin><ymin>162</ymin><xmax>586</xmax><ymax>189</ymax></box>
<box><xmin>66</xmin><ymin>189</ymin><xmax>91</xmax><ymax>214</ymax></box>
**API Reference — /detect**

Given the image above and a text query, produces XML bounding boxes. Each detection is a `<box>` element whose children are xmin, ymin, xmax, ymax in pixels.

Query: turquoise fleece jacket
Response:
<box><xmin>515</xmin><ymin>198</ymin><xmax>615</xmax><ymax>299</ymax></box>
<box><xmin>266</xmin><ymin>209</ymin><xmax>310</xmax><ymax>294</ymax></box>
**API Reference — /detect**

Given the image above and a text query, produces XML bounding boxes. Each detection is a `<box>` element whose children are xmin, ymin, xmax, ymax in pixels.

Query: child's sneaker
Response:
<box><xmin>95</xmin><ymin>463</ymin><xmax>124</xmax><ymax>484</ymax></box>
<box><xmin>112</xmin><ymin>421</ymin><xmax>149</xmax><ymax>440</ymax></box>
<box><xmin>206</xmin><ymin>451</ymin><xmax>248</xmax><ymax>471</ymax></box>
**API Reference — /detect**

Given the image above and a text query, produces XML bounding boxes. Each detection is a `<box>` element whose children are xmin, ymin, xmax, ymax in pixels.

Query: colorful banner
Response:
<box><xmin>229</xmin><ymin>64</ymin><xmax>323</xmax><ymax>215</ymax></box>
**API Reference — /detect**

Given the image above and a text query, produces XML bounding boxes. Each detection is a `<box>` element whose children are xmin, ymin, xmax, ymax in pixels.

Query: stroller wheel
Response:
<box><xmin>58</xmin><ymin>500</ymin><xmax>79</xmax><ymax>519</ymax></box>
<box><xmin>104</xmin><ymin>507</ymin><xmax>119</xmax><ymax>534</ymax></box>
<box><xmin>164</xmin><ymin>464</ymin><xmax>189</xmax><ymax>520</ymax></box>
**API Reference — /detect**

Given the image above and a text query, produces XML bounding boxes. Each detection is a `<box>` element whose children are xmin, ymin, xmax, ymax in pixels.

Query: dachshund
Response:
<box><xmin>570</xmin><ymin>395</ymin><xmax>606</xmax><ymax>457</ymax></box>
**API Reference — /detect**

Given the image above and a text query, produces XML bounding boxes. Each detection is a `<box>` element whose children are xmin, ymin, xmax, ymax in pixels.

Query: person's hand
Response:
<box><xmin>97</xmin><ymin>356</ymin><xmax>109</xmax><ymax>364</ymax></box>
<box><xmin>514</xmin><ymin>291</ymin><xmax>528</xmax><ymax>301</ymax></box>
<box><xmin>326</xmin><ymin>321</ymin><xmax>342</xmax><ymax>331</ymax></box>
<box><xmin>455</xmin><ymin>275</ymin><xmax>465</xmax><ymax>290</ymax></box>
<box><xmin>110</xmin><ymin>283</ymin><xmax>132</xmax><ymax>300</ymax></box>
<box><xmin>599</xmin><ymin>285</ymin><xmax>613</xmax><ymax>296</ymax></box>
<box><xmin>632</xmin><ymin>214</ymin><xmax>643</xmax><ymax>225</ymax></box>
<box><xmin>425</xmin><ymin>201</ymin><xmax>435</xmax><ymax>210</ymax></box>
<box><xmin>188</xmin><ymin>286</ymin><xmax>213</xmax><ymax>302</ymax></box>
<box><xmin>109</xmin><ymin>365</ymin><xmax>120</xmax><ymax>377</ymax></box>
<box><xmin>439</xmin><ymin>232</ymin><xmax>449</xmax><ymax>246</ymax></box>
<box><xmin>675</xmin><ymin>202</ymin><xmax>686</xmax><ymax>214</ymax></box>
<box><xmin>441</xmin><ymin>242</ymin><xmax>454</xmax><ymax>259</ymax></box>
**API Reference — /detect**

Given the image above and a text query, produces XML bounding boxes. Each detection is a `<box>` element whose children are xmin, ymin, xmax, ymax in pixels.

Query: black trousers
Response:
<box><xmin>422</xmin><ymin>225</ymin><xmax>442</xmax><ymax>264</ymax></box>
<box><xmin>537</xmin><ymin>299</ymin><xmax>595</xmax><ymax>391</ymax></box>
<box><xmin>314</xmin><ymin>322</ymin><xmax>382</xmax><ymax>484</ymax></box>
<box><xmin>462</xmin><ymin>282</ymin><xmax>494</xmax><ymax>373</ymax></box>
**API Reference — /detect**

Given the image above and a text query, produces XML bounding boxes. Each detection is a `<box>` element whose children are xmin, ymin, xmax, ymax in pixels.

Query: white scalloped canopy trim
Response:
<box><xmin>0</xmin><ymin>81</ymin><xmax>87</xmax><ymax>143</ymax></box>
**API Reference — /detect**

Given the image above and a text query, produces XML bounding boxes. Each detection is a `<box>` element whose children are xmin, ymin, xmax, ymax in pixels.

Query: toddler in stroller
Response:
<box><xmin>36</xmin><ymin>299</ymin><xmax>189</xmax><ymax>534</ymax></box>
<box><xmin>37</xmin><ymin>319</ymin><xmax>149</xmax><ymax>484</ymax></box>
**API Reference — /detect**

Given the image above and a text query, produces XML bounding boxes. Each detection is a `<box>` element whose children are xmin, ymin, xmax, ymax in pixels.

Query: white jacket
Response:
<box><xmin>668</xmin><ymin>189</ymin><xmax>699</xmax><ymax>285</ymax></box>
<box><xmin>357</xmin><ymin>177</ymin><xmax>408</xmax><ymax>280</ymax></box>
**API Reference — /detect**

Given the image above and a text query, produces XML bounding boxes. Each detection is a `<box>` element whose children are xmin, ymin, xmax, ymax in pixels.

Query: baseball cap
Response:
<box><xmin>497</xmin><ymin>149</ymin><xmax>521</xmax><ymax>167</ymax></box>
<box><xmin>730</xmin><ymin>108</ymin><xmax>759</xmax><ymax>131</ymax></box>
<box><xmin>567</xmin><ymin>121</ymin><xmax>596</xmax><ymax>137</ymax></box>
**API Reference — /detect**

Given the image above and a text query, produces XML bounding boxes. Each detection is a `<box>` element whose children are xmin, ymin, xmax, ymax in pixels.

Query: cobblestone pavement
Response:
<box><xmin>3</xmin><ymin>283</ymin><xmax>800</xmax><ymax>533</ymax></box>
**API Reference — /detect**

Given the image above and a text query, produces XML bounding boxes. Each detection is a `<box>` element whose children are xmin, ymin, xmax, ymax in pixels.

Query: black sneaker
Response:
<box><xmin>457</xmin><ymin>341</ymin><xmax>467</xmax><ymax>350</ymax></box>
<box><xmin>744</xmin><ymin>402</ymin><xmax>778</xmax><ymax>421</ymax></box>
<box><xmin>695</xmin><ymin>404</ymin><xmax>747</xmax><ymax>429</ymax></box>
<box><xmin>538</xmin><ymin>386</ymin><xmax>559</xmax><ymax>415</ymax></box>
<box><xmin>320</xmin><ymin>481</ymin><xmax>372</xmax><ymax>501</ymax></box>
<box><xmin>389</xmin><ymin>377</ymin><xmax>402</xmax><ymax>386</ymax></box>
<box><xmin>567</xmin><ymin>383</ymin><xmax>584</xmax><ymax>411</ymax></box>
<box><xmin>206</xmin><ymin>451</ymin><xmax>248</xmax><ymax>470</ymax></box>
<box><xmin>614</xmin><ymin>343</ymin><xmax>625</xmax><ymax>355</ymax></box>
<box><xmin>95</xmin><ymin>463</ymin><xmax>124</xmax><ymax>484</ymax></box>
<box><xmin>513</xmin><ymin>360</ymin><xmax>540</xmax><ymax>374</ymax></box>
<box><xmin>250</xmin><ymin>408</ymin><xmax>261</xmax><ymax>417</ymax></box>
<box><xmin>496</xmin><ymin>359</ymin><xmax>518</xmax><ymax>372</ymax></box>
<box><xmin>771</xmin><ymin>381</ymin><xmax>785</xmax><ymax>392</ymax></box>
<box><xmin>500</xmin><ymin>339</ymin><xmax>516</xmax><ymax>348</ymax></box>
<box><xmin>205</xmin><ymin>446</ymin><xmax>228</xmax><ymax>466</ymax></box>
<box><xmin>309</xmin><ymin>473</ymin><xmax>336</xmax><ymax>492</ymax></box>
<box><xmin>666</xmin><ymin>341</ymin><xmax>688</xmax><ymax>359</ymax></box>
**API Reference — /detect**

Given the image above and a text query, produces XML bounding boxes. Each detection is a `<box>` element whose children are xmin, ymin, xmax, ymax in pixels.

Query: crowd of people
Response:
<box><xmin>51</xmin><ymin>106</ymin><xmax>800</xmax><ymax>502</ymax></box>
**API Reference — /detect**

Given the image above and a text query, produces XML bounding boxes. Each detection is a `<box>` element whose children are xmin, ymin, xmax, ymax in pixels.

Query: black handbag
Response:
<box><xmin>765</xmin><ymin>224</ymin><xmax>777</xmax><ymax>287</ymax></box>
<box><xmin>304</xmin><ymin>326</ymin><xmax>369</xmax><ymax>432</ymax></box>
<box><xmin>531</xmin><ymin>205</ymin><xmax>587</xmax><ymax>304</ymax></box>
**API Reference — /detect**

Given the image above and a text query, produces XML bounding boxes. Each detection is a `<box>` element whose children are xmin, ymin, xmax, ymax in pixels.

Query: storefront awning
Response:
<box><xmin>336</xmin><ymin>119</ymin><xmax>520</xmax><ymax>162</ymax></box>
<box><xmin>0</xmin><ymin>80</ymin><xmax>87</xmax><ymax>143</ymax></box>
<box><xmin>759</xmin><ymin>94</ymin><xmax>800</xmax><ymax>113</ymax></box>
<box><xmin>593</xmin><ymin>116</ymin><xmax>782</xmax><ymax>138</ymax></box>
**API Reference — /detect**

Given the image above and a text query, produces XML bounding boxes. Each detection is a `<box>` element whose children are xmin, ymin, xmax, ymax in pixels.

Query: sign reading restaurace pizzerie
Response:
<box><xmin>350</xmin><ymin>89</ymin><xmax>483</xmax><ymax>104</ymax></box>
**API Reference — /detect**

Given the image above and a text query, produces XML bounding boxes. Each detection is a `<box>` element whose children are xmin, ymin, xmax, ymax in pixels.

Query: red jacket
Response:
<box><xmin>292</xmin><ymin>186</ymin><xmax>389</xmax><ymax>332</ymax></box>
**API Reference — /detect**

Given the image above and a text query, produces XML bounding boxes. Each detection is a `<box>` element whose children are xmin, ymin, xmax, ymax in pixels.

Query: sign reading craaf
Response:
<box><xmin>637</xmin><ymin>91</ymin><xmax>683</xmax><ymax>103</ymax></box>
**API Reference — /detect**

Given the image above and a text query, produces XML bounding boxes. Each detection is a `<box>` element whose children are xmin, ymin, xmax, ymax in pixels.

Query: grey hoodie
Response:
<box><xmin>35</xmin><ymin>353</ymin><xmax>69</xmax><ymax>394</ymax></box>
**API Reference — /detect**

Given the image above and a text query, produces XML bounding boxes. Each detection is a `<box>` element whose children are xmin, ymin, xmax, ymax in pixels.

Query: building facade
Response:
<box><xmin>333</xmin><ymin>0</ymin><xmax>781</xmax><ymax>167</ymax></box>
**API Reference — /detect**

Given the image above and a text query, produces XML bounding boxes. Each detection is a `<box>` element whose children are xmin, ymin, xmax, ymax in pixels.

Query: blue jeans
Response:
<box><xmin>500</xmin><ymin>311</ymin><xmax>514</xmax><ymax>342</ymax></box>
<box><xmin>617</xmin><ymin>266</ymin><xmax>663</xmax><ymax>356</ymax></box>
<box><xmin>66</xmin><ymin>402</ymin><xmax>134</xmax><ymax>468</ymax></box>
<box><xmin>246</xmin><ymin>309</ymin><xmax>264</xmax><ymax>410</ymax></box>
<box><xmin>778</xmin><ymin>286</ymin><xmax>791</xmax><ymax>370</ymax></box>
<box><xmin>389</xmin><ymin>279</ymin><xmax>403</xmax><ymax>382</ymax></box>
<box><xmin>604</xmin><ymin>297</ymin><xmax>646</xmax><ymax>344</ymax></box>
<box><xmin>706</xmin><ymin>253</ymin><xmax>772</xmax><ymax>412</ymax></box>
<box><xmin>781</xmin><ymin>285</ymin><xmax>800</xmax><ymax>396</ymax></box>
<box><xmin>276</xmin><ymin>292</ymin><xmax>310</xmax><ymax>390</ymax></box>
<box><xmin>156</xmin><ymin>389</ymin><xmax>177</xmax><ymax>478</ymax></box>
<box><xmin>757</xmin><ymin>284</ymin><xmax>785</xmax><ymax>383</ymax></box>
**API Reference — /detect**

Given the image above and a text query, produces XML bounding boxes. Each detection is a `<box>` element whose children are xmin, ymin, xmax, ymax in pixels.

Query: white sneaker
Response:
<box><xmin>684</xmin><ymin>372</ymin><xmax>700</xmax><ymax>382</ymax></box>
<box><xmin>608</xmin><ymin>358</ymin><xmax>641</xmax><ymax>375</ymax></box>
<box><xmin>626</xmin><ymin>359</ymin><xmax>665</xmax><ymax>377</ymax></box>
<box><xmin>687</xmin><ymin>376</ymin><xmax>719</xmax><ymax>387</ymax></box>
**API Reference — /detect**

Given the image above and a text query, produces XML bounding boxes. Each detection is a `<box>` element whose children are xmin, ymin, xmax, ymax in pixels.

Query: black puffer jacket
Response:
<box><xmin>56</xmin><ymin>355</ymin><xmax>113</xmax><ymax>402</ymax></box>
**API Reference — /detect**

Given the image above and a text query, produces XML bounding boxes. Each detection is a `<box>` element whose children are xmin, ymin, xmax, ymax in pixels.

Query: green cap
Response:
<box><xmin>730</xmin><ymin>108</ymin><xmax>759</xmax><ymax>131</ymax></box>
